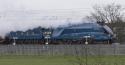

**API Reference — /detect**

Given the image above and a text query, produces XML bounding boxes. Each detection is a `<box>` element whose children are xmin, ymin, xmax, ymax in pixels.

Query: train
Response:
<box><xmin>0</xmin><ymin>22</ymin><xmax>115</xmax><ymax>45</ymax></box>
<box><xmin>50</xmin><ymin>23</ymin><xmax>115</xmax><ymax>44</ymax></box>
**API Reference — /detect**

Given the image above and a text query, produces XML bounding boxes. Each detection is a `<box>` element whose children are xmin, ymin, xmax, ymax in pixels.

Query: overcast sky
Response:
<box><xmin>0</xmin><ymin>0</ymin><xmax>125</xmax><ymax>11</ymax></box>
<box><xmin>0</xmin><ymin>0</ymin><xmax>124</xmax><ymax>17</ymax></box>
<box><xmin>0</xmin><ymin>0</ymin><xmax>125</xmax><ymax>37</ymax></box>
<box><xmin>0</xmin><ymin>0</ymin><xmax>125</xmax><ymax>17</ymax></box>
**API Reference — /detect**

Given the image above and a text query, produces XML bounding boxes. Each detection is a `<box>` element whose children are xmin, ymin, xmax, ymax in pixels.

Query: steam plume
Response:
<box><xmin>0</xmin><ymin>10</ymin><xmax>85</xmax><ymax>37</ymax></box>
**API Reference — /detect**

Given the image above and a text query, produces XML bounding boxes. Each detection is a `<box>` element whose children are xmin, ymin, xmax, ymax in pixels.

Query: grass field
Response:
<box><xmin>0</xmin><ymin>55</ymin><xmax>125</xmax><ymax>65</ymax></box>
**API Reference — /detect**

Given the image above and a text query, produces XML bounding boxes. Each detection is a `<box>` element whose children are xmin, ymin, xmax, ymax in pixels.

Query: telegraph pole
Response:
<box><xmin>84</xmin><ymin>36</ymin><xmax>90</xmax><ymax>65</ymax></box>
<box><xmin>13</xmin><ymin>37</ymin><xmax>18</xmax><ymax>45</ymax></box>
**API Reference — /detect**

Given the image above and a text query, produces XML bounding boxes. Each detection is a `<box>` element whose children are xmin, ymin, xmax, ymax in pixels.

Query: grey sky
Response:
<box><xmin>0</xmin><ymin>0</ymin><xmax>125</xmax><ymax>37</ymax></box>
<box><xmin>0</xmin><ymin>0</ymin><xmax>124</xmax><ymax>11</ymax></box>
<box><xmin>0</xmin><ymin>0</ymin><xmax>124</xmax><ymax>17</ymax></box>
<box><xmin>0</xmin><ymin>0</ymin><xmax>125</xmax><ymax>17</ymax></box>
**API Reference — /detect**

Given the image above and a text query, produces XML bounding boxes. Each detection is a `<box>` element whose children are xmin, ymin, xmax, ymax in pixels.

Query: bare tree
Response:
<box><xmin>86</xmin><ymin>3</ymin><xmax>124</xmax><ymax>23</ymax></box>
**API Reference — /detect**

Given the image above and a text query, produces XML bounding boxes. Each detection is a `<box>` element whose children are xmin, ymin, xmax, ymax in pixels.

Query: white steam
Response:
<box><xmin>0</xmin><ymin>10</ymin><xmax>86</xmax><ymax>37</ymax></box>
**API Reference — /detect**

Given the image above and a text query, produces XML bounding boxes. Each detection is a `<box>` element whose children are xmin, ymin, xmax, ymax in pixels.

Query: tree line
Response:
<box><xmin>86</xmin><ymin>3</ymin><xmax>125</xmax><ymax>43</ymax></box>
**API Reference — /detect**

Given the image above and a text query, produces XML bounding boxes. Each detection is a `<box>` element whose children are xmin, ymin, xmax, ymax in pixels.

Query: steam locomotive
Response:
<box><xmin>50</xmin><ymin>23</ymin><xmax>115</xmax><ymax>44</ymax></box>
<box><xmin>0</xmin><ymin>23</ymin><xmax>115</xmax><ymax>44</ymax></box>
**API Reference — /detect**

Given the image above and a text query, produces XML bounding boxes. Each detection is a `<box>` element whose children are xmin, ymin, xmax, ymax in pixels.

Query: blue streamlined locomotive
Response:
<box><xmin>51</xmin><ymin>23</ymin><xmax>115</xmax><ymax>44</ymax></box>
<box><xmin>4</xmin><ymin>23</ymin><xmax>115</xmax><ymax>44</ymax></box>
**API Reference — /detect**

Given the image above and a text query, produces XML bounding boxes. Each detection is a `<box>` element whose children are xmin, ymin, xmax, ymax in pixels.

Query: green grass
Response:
<box><xmin>0</xmin><ymin>55</ymin><xmax>71</xmax><ymax>65</ymax></box>
<box><xmin>0</xmin><ymin>55</ymin><xmax>125</xmax><ymax>65</ymax></box>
